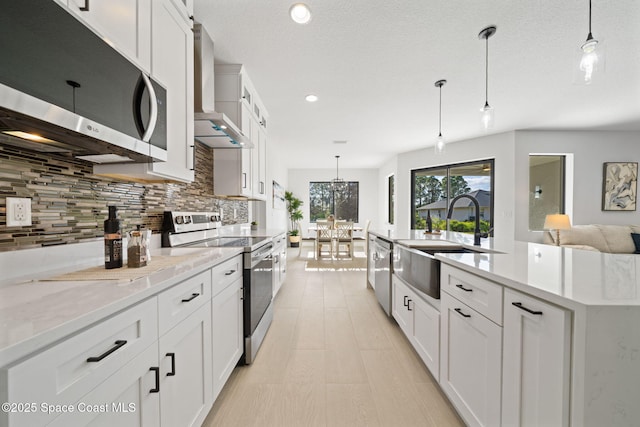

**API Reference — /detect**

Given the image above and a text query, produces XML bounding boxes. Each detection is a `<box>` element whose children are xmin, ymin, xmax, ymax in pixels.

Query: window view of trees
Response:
<box><xmin>412</xmin><ymin>160</ymin><xmax>494</xmax><ymax>234</ymax></box>
<box><xmin>309</xmin><ymin>182</ymin><xmax>359</xmax><ymax>222</ymax></box>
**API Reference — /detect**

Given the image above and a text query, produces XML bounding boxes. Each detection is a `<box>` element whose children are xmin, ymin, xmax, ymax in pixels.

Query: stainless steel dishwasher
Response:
<box><xmin>373</xmin><ymin>237</ymin><xmax>393</xmax><ymax>316</ymax></box>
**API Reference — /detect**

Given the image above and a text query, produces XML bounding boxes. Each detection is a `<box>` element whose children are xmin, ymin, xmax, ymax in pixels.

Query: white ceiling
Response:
<box><xmin>193</xmin><ymin>0</ymin><xmax>640</xmax><ymax>170</ymax></box>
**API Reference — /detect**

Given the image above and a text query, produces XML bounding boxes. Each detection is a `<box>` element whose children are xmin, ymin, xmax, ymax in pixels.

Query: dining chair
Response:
<box><xmin>334</xmin><ymin>221</ymin><xmax>354</xmax><ymax>258</ymax></box>
<box><xmin>353</xmin><ymin>219</ymin><xmax>370</xmax><ymax>254</ymax></box>
<box><xmin>315</xmin><ymin>221</ymin><xmax>333</xmax><ymax>259</ymax></box>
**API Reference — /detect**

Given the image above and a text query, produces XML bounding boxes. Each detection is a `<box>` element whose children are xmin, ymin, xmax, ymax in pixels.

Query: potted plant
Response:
<box><xmin>250</xmin><ymin>221</ymin><xmax>258</xmax><ymax>231</ymax></box>
<box><xmin>285</xmin><ymin>191</ymin><xmax>303</xmax><ymax>247</ymax></box>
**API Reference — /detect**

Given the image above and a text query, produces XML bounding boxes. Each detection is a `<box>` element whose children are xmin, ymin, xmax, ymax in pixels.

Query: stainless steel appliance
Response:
<box><xmin>162</xmin><ymin>211</ymin><xmax>273</xmax><ymax>364</ymax></box>
<box><xmin>193</xmin><ymin>24</ymin><xmax>251</xmax><ymax>149</ymax></box>
<box><xmin>393</xmin><ymin>244</ymin><xmax>473</xmax><ymax>300</ymax></box>
<box><xmin>0</xmin><ymin>0</ymin><xmax>167</xmax><ymax>163</ymax></box>
<box><xmin>373</xmin><ymin>237</ymin><xmax>393</xmax><ymax>316</ymax></box>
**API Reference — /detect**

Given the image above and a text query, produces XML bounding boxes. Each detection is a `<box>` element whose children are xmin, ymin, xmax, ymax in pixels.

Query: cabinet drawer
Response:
<box><xmin>159</xmin><ymin>269</ymin><xmax>211</xmax><ymax>335</ymax></box>
<box><xmin>441</xmin><ymin>264</ymin><xmax>503</xmax><ymax>325</ymax></box>
<box><xmin>3</xmin><ymin>298</ymin><xmax>158</xmax><ymax>427</ymax></box>
<box><xmin>211</xmin><ymin>255</ymin><xmax>243</xmax><ymax>297</ymax></box>
<box><xmin>46</xmin><ymin>343</ymin><xmax>160</xmax><ymax>427</ymax></box>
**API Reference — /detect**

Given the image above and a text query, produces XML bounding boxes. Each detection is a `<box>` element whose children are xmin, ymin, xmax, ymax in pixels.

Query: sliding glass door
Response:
<box><xmin>411</xmin><ymin>159</ymin><xmax>494</xmax><ymax>234</ymax></box>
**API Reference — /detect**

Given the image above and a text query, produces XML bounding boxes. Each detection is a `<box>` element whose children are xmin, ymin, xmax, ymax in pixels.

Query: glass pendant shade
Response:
<box><xmin>433</xmin><ymin>79</ymin><xmax>446</xmax><ymax>155</ymax></box>
<box><xmin>480</xmin><ymin>103</ymin><xmax>494</xmax><ymax>129</ymax></box>
<box><xmin>576</xmin><ymin>37</ymin><xmax>604</xmax><ymax>84</ymax></box>
<box><xmin>478</xmin><ymin>26</ymin><xmax>496</xmax><ymax>130</ymax></box>
<box><xmin>434</xmin><ymin>135</ymin><xmax>446</xmax><ymax>154</ymax></box>
<box><xmin>575</xmin><ymin>0</ymin><xmax>604</xmax><ymax>84</ymax></box>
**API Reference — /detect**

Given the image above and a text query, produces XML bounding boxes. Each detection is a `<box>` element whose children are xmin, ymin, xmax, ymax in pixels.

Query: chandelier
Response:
<box><xmin>331</xmin><ymin>155</ymin><xmax>347</xmax><ymax>194</ymax></box>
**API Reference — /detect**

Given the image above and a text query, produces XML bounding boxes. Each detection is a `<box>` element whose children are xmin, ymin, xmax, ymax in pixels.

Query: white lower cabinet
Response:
<box><xmin>392</xmin><ymin>275</ymin><xmax>440</xmax><ymax>380</ymax></box>
<box><xmin>272</xmin><ymin>233</ymin><xmax>287</xmax><ymax>297</ymax></box>
<box><xmin>47</xmin><ymin>344</ymin><xmax>161</xmax><ymax>427</ymax></box>
<box><xmin>159</xmin><ymin>301</ymin><xmax>213</xmax><ymax>427</ymax></box>
<box><xmin>440</xmin><ymin>290</ymin><xmax>502</xmax><ymax>427</ymax></box>
<box><xmin>501</xmin><ymin>288</ymin><xmax>571</xmax><ymax>427</ymax></box>
<box><xmin>0</xmin><ymin>255</ymin><xmax>248</xmax><ymax>427</ymax></box>
<box><xmin>1</xmin><ymin>298</ymin><xmax>158</xmax><ymax>427</ymax></box>
<box><xmin>212</xmin><ymin>277</ymin><xmax>244</xmax><ymax>400</ymax></box>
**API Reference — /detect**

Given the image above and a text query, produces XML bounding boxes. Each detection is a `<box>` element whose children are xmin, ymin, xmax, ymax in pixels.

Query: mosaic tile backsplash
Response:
<box><xmin>0</xmin><ymin>142</ymin><xmax>248</xmax><ymax>251</ymax></box>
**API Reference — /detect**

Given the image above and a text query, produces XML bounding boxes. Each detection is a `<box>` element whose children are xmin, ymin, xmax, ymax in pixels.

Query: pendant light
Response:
<box><xmin>434</xmin><ymin>79</ymin><xmax>447</xmax><ymax>154</ymax></box>
<box><xmin>478</xmin><ymin>26</ymin><xmax>496</xmax><ymax>130</ymax></box>
<box><xmin>331</xmin><ymin>155</ymin><xmax>347</xmax><ymax>194</ymax></box>
<box><xmin>577</xmin><ymin>0</ymin><xmax>603</xmax><ymax>84</ymax></box>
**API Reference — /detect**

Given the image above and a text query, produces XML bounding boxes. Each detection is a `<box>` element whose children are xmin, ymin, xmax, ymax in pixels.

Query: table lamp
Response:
<box><xmin>544</xmin><ymin>214</ymin><xmax>571</xmax><ymax>246</ymax></box>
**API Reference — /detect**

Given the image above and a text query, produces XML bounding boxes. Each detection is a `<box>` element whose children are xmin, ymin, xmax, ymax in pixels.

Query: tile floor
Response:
<box><xmin>202</xmin><ymin>247</ymin><xmax>463</xmax><ymax>427</ymax></box>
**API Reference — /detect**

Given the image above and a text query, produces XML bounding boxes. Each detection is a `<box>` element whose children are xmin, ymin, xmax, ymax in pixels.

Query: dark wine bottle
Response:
<box><xmin>104</xmin><ymin>206</ymin><xmax>123</xmax><ymax>269</ymax></box>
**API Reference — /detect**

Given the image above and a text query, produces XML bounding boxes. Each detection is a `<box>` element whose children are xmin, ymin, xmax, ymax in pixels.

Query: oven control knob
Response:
<box><xmin>175</xmin><ymin>216</ymin><xmax>184</xmax><ymax>224</ymax></box>
<box><xmin>184</xmin><ymin>216</ymin><xmax>192</xmax><ymax>224</ymax></box>
<box><xmin>210</xmin><ymin>215</ymin><xmax>217</xmax><ymax>223</ymax></box>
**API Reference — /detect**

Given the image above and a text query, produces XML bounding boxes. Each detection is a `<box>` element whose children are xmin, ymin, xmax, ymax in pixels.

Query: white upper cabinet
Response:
<box><xmin>65</xmin><ymin>0</ymin><xmax>152</xmax><ymax>73</ymax></box>
<box><xmin>214</xmin><ymin>65</ymin><xmax>269</xmax><ymax>199</ymax></box>
<box><xmin>94</xmin><ymin>0</ymin><xmax>195</xmax><ymax>182</ymax></box>
<box><xmin>250</xmin><ymin>93</ymin><xmax>269</xmax><ymax>201</ymax></box>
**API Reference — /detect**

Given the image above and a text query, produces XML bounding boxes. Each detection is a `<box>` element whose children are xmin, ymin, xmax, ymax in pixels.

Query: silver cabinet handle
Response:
<box><xmin>140</xmin><ymin>73</ymin><xmax>158</xmax><ymax>142</ymax></box>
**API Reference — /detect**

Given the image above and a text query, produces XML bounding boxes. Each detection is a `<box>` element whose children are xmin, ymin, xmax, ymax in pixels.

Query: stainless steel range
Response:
<box><xmin>162</xmin><ymin>211</ymin><xmax>273</xmax><ymax>364</ymax></box>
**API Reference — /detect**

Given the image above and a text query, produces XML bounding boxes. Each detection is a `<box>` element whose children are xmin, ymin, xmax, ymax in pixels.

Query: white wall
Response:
<box><xmin>288</xmin><ymin>168</ymin><xmax>379</xmax><ymax>238</ymax></box>
<box><xmin>514</xmin><ymin>130</ymin><xmax>640</xmax><ymax>241</ymax></box>
<box><xmin>383</xmin><ymin>129</ymin><xmax>640</xmax><ymax>245</ymax></box>
<box><xmin>394</xmin><ymin>132</ymin><xmax>517</xmax><ymax>241</ymax></box>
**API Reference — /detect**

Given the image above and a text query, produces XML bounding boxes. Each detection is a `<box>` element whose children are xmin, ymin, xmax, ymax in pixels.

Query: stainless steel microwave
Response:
<box><xmin>0</xmin><ymin>0</ymin><xmax>167</xmax><ymax>163</ymax></box>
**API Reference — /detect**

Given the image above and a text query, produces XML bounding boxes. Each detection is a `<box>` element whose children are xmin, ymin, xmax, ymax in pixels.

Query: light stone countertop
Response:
<box><xmin>436</xmin><ymin>241</ymin><xmax>640</xmax><ymax>308</ymax></box>
<box><xmin>0</xmin><ymin>246</ymin><xmax>242</xmax><ymax>367</ymax></box>
<box><xmin>369</xmin><ymin>229</ymin><xmax>640</xmax><ymax>308</ymax></box>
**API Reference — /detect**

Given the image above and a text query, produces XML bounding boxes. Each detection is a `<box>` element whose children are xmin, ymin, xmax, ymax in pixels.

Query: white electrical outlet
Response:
<box><xmin>6</xmin><ymin>197</ymin><xmax>32</xmax><ymax>227</ymax></box>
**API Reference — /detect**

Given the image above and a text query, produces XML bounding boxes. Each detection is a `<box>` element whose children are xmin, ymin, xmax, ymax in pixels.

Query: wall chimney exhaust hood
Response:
<box><xmin>194</xmin><ymin>24</ymin><xmax>252</xmax><ymax>149</ymax></box>
<box><xmin>194</xmin><ymin>111</ymin><xmax>252</xmax><ymax>148</ymax></box>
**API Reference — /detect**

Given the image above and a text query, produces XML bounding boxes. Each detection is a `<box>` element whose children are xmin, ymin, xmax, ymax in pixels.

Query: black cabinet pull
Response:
<box><xmin>225</xmin><ymin>270</ymin><xmax>236</xmax><ymax>276</ymax></box>
<box><xmin>454</xmin><ymin>308</ymin><xmax>471</xmax><ymax>318</ymax></box>
<box><xmin>150</xmin><ymin>367</ymin><xmax>160</xmax><ymax>393</ymax></box>
<box><xmin>87</xmin><ymin>340</ymin><xmax>127</xmax><ymax>362</ymax></box>
<box><xmin>403</xmin><ymin>295</ymin><xmax>409</xmax><ymax>307</ymax></box>
<box><xmin>456</xmin><ymin>284</ymin><xmax>473</xmax><ymax>292</ymax></box>
<box><xmin>407</xmin><ymin>299</ymin><xmax>412</xmax><ymax>311</ymax></box>
<box><xmin>181</xmin><ymin>293</ymin><xmax>200</xmax><ymax>302</ymax></box>
<box><xmin>79</xmin><ymin>0</ymin><xmax>89</xmax><ymax>11</ymax></box>
<box><xmin>166</xmin><ymin>353</ymin><xmax>176</xmax><ymax>376</ymax></box>
<box><xmin>512</xmin><ymin>302</ymin><xmax>543</xmax><ymax>315</ymax></box>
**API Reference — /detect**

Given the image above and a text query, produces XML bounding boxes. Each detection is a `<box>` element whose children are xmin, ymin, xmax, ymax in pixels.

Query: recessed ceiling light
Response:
<box><xmin>289</xmin><ymin>3</ymin><xmax>312</xmax><ymax>24</ymax></box>
<box><xmin>305</xmin><ymin>94</ymin><xmax>318</xmax><ymax>102</ymax></box>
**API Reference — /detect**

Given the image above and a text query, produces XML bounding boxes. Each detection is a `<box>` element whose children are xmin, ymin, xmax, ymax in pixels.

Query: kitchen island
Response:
<box><xmin>369</xmin><ymin>229</ymin><xmax>640</xmax><ymax>427</ymax></box>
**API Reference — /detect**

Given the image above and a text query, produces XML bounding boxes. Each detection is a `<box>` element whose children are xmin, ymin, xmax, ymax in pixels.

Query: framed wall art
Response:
<box><xmin>272</xmin><ymin>180</ymin><xmax>285</xmax><ymax>210</ymax></box>
<box><xmin>602</xmin><ymin>162</ymin><xmax>637</xmax><ymax>211</ymax></box>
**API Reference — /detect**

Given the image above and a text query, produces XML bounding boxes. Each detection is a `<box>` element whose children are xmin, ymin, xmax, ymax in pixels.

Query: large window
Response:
<box><xmin>309</xmin><ymin>182</ymin><xmax>359</xmax><ymax>222</ymax></box>
<box><xmin>411</xmin><ymin>159</ymin><xmax>494</xmax><ymax>234</ymax></box>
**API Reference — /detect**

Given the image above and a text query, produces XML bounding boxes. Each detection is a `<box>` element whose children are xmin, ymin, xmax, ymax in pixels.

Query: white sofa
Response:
<box><xmin>543</xmin><ymin>224</ymin><xmax>640</xmax><ymax>253</ymax></box>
